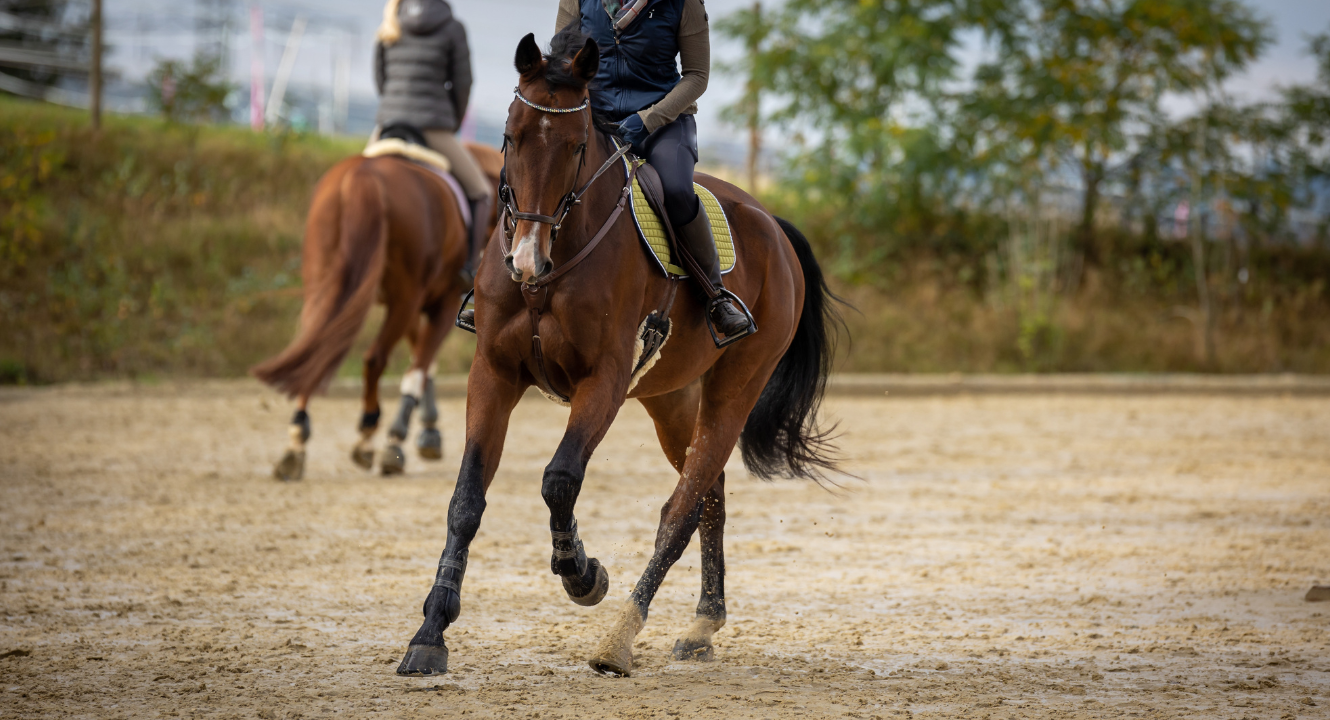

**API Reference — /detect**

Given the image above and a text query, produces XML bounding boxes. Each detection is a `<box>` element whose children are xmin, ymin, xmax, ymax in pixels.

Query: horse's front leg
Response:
<box><xmin>542</xmin><ymin>373</ymin><xmax>628</xmax><ymax>607</ymax></box>
<box><xmin>397</xmin><ymin>358</ymin><xmax>524</xmax><ymax>676</ymax></box>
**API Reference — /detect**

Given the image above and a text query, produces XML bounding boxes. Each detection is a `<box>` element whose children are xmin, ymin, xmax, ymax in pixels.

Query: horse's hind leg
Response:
<box><xmin>638</xmin><ymin>386</ymin><xmax>726</xmax><ymax>660</ymax></box>
<box><xmin>590</xmin><ymin>370</ymin><xmax>770</xmax><ymax>677</ymax></box>
<box><xmin>274</xmin><ymin>395</ymin><xmax>312</xmax><ymax>481</ymax></box>
<box><xmin>673</xmin><ymin>472</ymin><xmax>726</xmax><ymax>661</ymax></box>
<box><xmin>353</xmin><ymin>294</ymin><xmax>418</xmax><ymax>474</ymax></box>
<box><xmin>408</xmin><ymin>295</ymin><xmax>463</xmax><ymax>461</ymax></box>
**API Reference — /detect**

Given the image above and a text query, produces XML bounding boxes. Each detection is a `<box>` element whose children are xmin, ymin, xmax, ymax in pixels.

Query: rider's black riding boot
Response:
<box><xmin>677</xmin><ymin>208</ymin><xmax>751</xmax><ymax>338</ymax></box>
<box><xmin>456</xmin><ymin>196</ymin><xmax>492</xmax><ymax>329</ymax></box>
<box><xmin>460</xmin><ymin>196</ymin><xmax>492</xmax><ymax>285</ymax></box>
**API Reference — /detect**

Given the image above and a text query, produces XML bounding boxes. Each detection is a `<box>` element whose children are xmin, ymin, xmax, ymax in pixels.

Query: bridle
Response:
<box><xmin>498</xmin><ymin>87</ymin><xmax>631</xmax><ymax>249</ymax></box>
<box><xmin>490</xmin><ymin>84</ymin><xmax>640</xmax><ymax>404</ymax></box>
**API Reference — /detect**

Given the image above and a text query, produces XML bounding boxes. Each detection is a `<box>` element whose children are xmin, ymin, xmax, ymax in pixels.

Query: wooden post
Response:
<box><xmin>745</xmin><ymin>2</ymin><xmax>761</xmax><ymax>194</ymax></box>
<box><xmin>1189</xmin><ymin>118</ymin><xmax>1215</xmax><ymax>367</ymax></box>
<box><xmin>90</xmin><ymin>0</ymin><xmax>103</xmax><ymax>128</ymax></box>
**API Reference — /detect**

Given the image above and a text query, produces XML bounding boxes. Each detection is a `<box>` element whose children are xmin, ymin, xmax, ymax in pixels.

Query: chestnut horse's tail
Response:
<box><xmin>739</xmin><ymin>217</ymin><xmax>845</xmax><ymax>482</ymax></box>
<box><xmin>251</xmin><ymin>164</ymin><xmax>389</xmax><ymax>399</ymax></box>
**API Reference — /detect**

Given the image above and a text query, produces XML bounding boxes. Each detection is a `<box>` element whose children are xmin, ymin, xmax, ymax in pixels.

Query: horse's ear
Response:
<box><xmin>515</xmin><ymin>33</ymin><xmax>544</xmax><ymax>77</ymax></box>
<box><xmin>571</xmin><ymin>38</ymin><xmax>600</xmax><ymax>83</ymax></box>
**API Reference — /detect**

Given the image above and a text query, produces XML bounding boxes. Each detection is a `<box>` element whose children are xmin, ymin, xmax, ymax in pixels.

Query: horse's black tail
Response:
<box><xmin>739</xmin><ymin>217</ymin><xmax>846</xmax><ymax>482</ymax></box>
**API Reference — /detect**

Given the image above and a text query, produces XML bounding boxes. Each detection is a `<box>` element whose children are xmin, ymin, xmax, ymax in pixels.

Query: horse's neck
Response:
<box><xmin>554</xmin><ymin>130</ymin><xmax>624</xmax><ymax>263</ymax></box>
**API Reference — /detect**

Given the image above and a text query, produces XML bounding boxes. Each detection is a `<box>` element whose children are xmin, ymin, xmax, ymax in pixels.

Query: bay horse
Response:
<box><xmin>251</xmin><ymin>143</ymin><xmax>502</xmax><ymax>481</ymax></box>
<box><xmin>396</xmin><ymin>31</ymin><xmax>841</xmax><ymax>678</ymax></box>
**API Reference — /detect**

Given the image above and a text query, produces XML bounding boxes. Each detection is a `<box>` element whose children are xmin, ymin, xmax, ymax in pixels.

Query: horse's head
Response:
<box><xmin>502</xmin><ymin>31</ymin><xmax>600</xmax><ymax>284</ymax></box>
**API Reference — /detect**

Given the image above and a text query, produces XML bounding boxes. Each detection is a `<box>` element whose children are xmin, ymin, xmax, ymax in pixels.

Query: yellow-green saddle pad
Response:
<box><xmin>626</xmin><ymin>159</ymin><xmax>736</xmax><ymax>277</ymax></box>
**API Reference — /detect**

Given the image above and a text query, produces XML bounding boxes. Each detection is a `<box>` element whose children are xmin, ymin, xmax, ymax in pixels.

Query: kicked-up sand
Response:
<box><xmin>0</xmin><ymin>381</ymin><xmax>1327</xmax><ymax>719</ymax></box>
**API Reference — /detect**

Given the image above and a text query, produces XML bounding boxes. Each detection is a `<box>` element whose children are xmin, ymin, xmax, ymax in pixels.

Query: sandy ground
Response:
<box><xmin>1</xmin><ymin>382</ymin><xmax>1328</xmax><ymax>719</ymax></box>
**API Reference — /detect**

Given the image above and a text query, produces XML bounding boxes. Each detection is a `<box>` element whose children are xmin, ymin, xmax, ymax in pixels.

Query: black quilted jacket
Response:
<box><xmin>373</xmin><ymin>0</ymin><xmax>472</xmax><ymax>131</ymax></box>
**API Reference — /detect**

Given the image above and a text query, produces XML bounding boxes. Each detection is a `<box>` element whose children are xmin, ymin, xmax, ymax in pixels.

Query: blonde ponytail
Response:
<box><xmin>376</xmin><ymin>0</ymin><xmax>403</xmax><ymax>46</ymax></box>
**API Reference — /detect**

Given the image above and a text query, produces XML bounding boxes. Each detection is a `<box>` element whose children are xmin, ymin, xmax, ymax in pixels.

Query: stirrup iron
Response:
<box><xmin>705</xmin><ymin>289</ymin><xmax>758</xmax><ymax>349</ymax></box>
<box><xmin>455</xmin><ymin>288</ymin><xmax>477</xmax><ymax>334</ymax></box>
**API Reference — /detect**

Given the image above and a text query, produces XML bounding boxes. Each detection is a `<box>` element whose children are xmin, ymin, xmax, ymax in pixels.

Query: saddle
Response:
<box><xmin>626</xmin><ymin>158</ymin><xmax>736</xmax><ymax>278</ymax></box>
<box><xmin>363</xmin><ymin>122</ymin><xmax>470</xmax><ymax>227</ymax></box>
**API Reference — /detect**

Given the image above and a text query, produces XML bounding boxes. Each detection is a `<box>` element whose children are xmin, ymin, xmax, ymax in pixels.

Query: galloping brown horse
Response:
<box><xmin>396</xmin><ymin>32</ymin><xmax>841</xmax><ymax>678</ymax></box>
<box><xmin>252</xmin><ymin>144</ymin><xmax>502</xmax><ymax>481</ymax></box>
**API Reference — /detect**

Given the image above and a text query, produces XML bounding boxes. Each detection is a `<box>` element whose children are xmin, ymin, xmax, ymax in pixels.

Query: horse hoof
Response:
<box><xmin>671</xmin><ymin>638</ymin><xmax>715</xmax><ymax>662</ymax></box>
<box><xmin>351</xmin><ymin>445</ymin><xmax>374</xmax><ymax>470</ymax></box>
<box><xmin>381</xmin><ymin>444</ymin><xmax>406</xmax><ymax>476</ymax></box>
<box><xmin>417</xmin><ymin>428</ymin><xmax>443</xmax><ymax>460</ymax></box>
<box><xmin>396</xmin><ymin>643</ymin><xmax>448</xmax><ymax>676</ymax></box>
<box><xmin>588</xmin><ymin>646</ymin><xmax>633</xmax><ymax>678</ymax></box>
<box><xmin>273</xmin><ymin>450</ymin><xmax>305</xmax><ymax>481</ymax></box>
<box><xmin>563</xmin><ymin>558</ymin><xmax>609</xmax><ymax>607</ymax></box>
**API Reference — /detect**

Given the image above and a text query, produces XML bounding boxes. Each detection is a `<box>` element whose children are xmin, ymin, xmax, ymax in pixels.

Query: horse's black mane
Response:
<box><xmin>544</xmin><ymin>23</ymin><xmax>619</xmax><ymax>136</ymax></box>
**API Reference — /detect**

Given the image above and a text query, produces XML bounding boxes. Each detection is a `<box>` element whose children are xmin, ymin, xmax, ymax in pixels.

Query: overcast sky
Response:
<box><xmin>105</xmin><ymin>0</ymin><xmax>1330</xmax><ymax>142</ymax></box>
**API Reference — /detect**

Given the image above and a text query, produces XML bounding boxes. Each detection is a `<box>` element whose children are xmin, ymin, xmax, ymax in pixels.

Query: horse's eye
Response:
<box><xmin>502</xmin><ymin>134</ymin><xmax>514</xmax><ymax>150</ymax></box>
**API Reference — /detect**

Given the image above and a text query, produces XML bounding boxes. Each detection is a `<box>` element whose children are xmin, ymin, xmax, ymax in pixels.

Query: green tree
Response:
<box><xmin>717</xmin><ymin>0</ymin><xmax>1010</xmax><ymax>276</ymax></box>
<box><xmin>962</xmin><ymin>0</ymin><xmax>1269</xmax><ymax>262</ymax></box>
<box><xmin>146</xmin><ymin>53</ymin><xmax>234</xmax><ymax>123</ymax></box>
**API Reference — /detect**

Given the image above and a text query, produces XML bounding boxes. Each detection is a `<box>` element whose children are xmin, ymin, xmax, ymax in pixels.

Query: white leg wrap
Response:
<box><xmin>400</xmin><ymin>369</ymin><xmax>426</xmax><ymax>400</ymax></box>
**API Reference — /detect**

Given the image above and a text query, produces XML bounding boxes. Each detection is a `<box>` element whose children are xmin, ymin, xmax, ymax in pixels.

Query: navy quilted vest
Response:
<box><xmin>578</xmin><ymin>0</ymin><xmax>685</xmax><ymax>123</ymax></box>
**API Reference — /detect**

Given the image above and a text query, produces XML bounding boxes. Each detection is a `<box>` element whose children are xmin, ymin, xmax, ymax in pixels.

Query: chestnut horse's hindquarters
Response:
<box><xmin>251</xmin><ymin>167</ymin><xmax>390</xmax><ymax>399</ymax></box>
<box><xmin>738</xmin><ymin>217</ymin><xmax>844</xmax><ymax>482</ymax></box>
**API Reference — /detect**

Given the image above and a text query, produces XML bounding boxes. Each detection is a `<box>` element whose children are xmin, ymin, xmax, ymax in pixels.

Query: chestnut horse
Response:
<box><xmin>252</xmin><ymin>144</ymin><xmax>501</xmax><ymax>481</ymax></box>
<box><xmin>396</xmin><ymin>32</ymin><xmax>841</xmax><ymax>678</ymax></box>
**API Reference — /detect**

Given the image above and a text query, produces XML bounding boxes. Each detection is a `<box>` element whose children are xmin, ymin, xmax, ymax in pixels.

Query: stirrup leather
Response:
<box><xmin>705</xmin><ymin>290</ymin><xmax>758</xmax><ymax>348</ymax></box>
<box><xmin>455</xmin><ymin>288</ymin><xmax>477</xmax><ymax>334</ymax></box>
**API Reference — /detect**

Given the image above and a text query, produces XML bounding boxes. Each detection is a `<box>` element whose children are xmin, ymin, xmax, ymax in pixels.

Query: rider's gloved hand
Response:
<box><xmin>618</xmin><ymin>113</ymin><xmax>650</xmax><ymax>155</ymax></box>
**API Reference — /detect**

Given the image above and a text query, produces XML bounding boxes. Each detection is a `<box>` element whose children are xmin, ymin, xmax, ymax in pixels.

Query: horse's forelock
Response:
<box><xmin>538</xmin><ymin>56</ymin><xmax>586</xmax><ymax>92</ymax></box>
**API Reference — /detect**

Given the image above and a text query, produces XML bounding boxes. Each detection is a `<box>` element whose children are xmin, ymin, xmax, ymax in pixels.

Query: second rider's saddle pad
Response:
<box><xmin>624</xmin><ymin>158</ymin><xmax>736</xmax><ymax>278</ymax></box>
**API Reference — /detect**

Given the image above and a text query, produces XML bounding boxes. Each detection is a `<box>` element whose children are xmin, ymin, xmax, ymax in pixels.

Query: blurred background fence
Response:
<box><xmin>2</xmin><ymin>0</ymin><xmax>1328</xmax><ymax>384</ymax></box>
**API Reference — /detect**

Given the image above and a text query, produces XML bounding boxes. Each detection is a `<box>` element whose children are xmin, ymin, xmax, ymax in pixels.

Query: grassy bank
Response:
<box><xmin>0</xmin><ymin>98</ymin><xmax>1325</xmax><ymax>384</ymax></box>
<box><xmin>0</xmin><ymin>97</ymin><xmax>475</xmax><ymax>385</ymax></box>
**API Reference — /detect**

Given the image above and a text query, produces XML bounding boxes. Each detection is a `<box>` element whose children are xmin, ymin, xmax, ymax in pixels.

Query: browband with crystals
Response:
<box><xmin>513</xmin><ymin>87</ymin><xmax>589</xmax><ymax>114</ymax></box>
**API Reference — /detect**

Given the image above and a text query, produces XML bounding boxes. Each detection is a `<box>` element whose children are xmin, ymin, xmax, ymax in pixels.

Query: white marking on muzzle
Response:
<box><xmin>509</xmin><ymin>226</ymin><xmax>545</xmax><ymax>282</ymax></box>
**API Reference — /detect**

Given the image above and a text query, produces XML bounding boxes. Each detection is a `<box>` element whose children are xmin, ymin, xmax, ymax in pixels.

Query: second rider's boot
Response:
<box><xmin>460</xmin><ymin>195</ymin><xmax>492</xmax><ymax>284</ymax></box>
<box><xmin>676</xmin><ymin>208</ymin><xmax>752</xmax><ymax>339</ymax></box>
<box><xmin>456</xmin><ymin>195</ymin><xmax>492</xmax><ymax>329</ymax></box>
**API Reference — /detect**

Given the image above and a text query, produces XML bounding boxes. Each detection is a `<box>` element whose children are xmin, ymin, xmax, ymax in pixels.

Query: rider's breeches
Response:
<box><xmin>368</xmin><ymin>126</ymin><xmax>493</xmax><ymax>202</ymax></box>
<box><xmin>642</xmin><ymin>113</ymin><xmax>700</xmax><ymax>229</ymax></box>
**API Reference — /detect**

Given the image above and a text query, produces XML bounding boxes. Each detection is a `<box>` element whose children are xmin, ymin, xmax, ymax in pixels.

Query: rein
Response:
<box><xmin>498</xmin><ymin>87</ymin><xmax>640</xmax><ymax>403</ymax></box>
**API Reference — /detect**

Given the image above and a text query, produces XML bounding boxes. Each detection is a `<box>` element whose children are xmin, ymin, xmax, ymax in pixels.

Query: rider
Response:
<box><xmin>553</xmin><ymin>0</ymin><xmax>752</xmax><ymax>339</ymax></box>
<box><xmin>372</xmin><ymin>0</ymin><xmax>492</xmax><ymax>282</ymax></box>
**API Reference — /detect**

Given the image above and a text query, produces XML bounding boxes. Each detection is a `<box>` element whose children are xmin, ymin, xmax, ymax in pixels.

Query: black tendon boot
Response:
<box><xmin>677</xmin><ymin>209</ymin><xmax>751</xmax><ymax>338</ymax></box>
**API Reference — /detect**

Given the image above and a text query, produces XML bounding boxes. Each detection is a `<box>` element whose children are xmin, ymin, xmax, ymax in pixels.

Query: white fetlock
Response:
<box><xmin>672</xmin><ymin>614</ymin><xmax>725</xmax><ymax>661</ymax></box>
<box><xmin>588</xmin><ymin>600</ymin><xmax>646</xmax><ymax>677</ymax></box>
